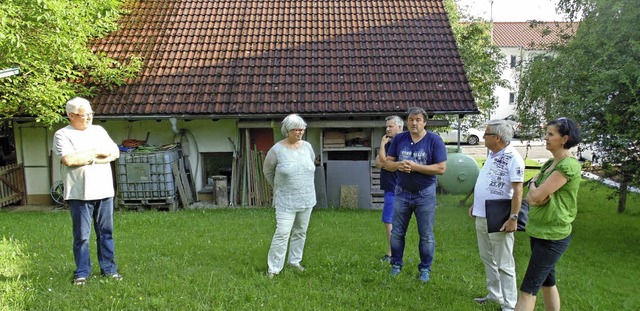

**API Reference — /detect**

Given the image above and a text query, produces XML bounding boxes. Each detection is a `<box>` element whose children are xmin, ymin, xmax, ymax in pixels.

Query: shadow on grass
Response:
<box><xmin>1</xmin><ymin>183</ymin><xmax>639</xmax><ymax>310</ymax></box>
<box><xmin>0</xmin><ymin>237</ymin><xmax>30</xmax><ymax>310</ymax></box>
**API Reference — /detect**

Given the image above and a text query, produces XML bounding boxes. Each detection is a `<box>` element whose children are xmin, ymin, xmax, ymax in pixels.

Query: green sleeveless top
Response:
<box><xmin>526</xmin><ymin>157</ymin><xmax>581</xmax><ymax>240</ymax></box>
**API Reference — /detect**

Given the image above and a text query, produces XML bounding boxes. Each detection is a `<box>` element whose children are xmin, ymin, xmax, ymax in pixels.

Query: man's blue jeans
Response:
<box><xmin>68</xmin><ymin>197</ymin><xmax>117</xmax><ymax>278</ymax></box>
<box><xmin>390</xmin><ymin>183</ymin><xmax>437</xmax><ymax>272</ymax></box>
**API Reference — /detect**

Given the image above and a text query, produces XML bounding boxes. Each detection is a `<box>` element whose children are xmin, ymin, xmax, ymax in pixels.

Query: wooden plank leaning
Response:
<box><xmin>171</xmin><ymin>162</ymin><xmax>189</xmax><ymax>211</ymax></box>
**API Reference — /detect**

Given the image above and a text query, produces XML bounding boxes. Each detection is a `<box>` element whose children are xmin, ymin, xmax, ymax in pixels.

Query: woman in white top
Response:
<box><xmin>263</xmin><ymin>114</ymin><xmax>316</xmax><ymax>278</ymax></box>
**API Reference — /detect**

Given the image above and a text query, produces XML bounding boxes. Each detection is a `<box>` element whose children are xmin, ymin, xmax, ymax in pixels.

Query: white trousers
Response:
<box><xmin>475</xmin><ymin>217</ymin><xmax>517</xmax><ymax>310</ymax></box>
<box><xmin>267</xmin><ymin>208</ymin><xmax>313</xmax><ymax>274</ymax></box>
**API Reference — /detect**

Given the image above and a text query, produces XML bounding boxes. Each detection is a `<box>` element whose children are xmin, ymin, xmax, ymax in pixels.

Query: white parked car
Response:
<box><xmin>438</xmin><ymin>123</ymin><xmax>484</xmax><ymax>145</ymax></box>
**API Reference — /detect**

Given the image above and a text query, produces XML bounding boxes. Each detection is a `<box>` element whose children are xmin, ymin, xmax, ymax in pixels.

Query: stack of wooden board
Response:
<box><xmin>323</xmin><ymin>131</ymin><xmax>345</xmax><ymax>148</ymax></box>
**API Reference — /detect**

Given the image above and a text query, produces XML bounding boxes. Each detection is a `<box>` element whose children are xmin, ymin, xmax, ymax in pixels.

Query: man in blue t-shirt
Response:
<box><xmin>375</xmin><ymin>115</ymin><xmax>404</xmax><ymax>262</ymax></box>
<box><xmin>382</xmin><ymin>107</ymin><xmax>447</xmax><ymax>282</ymax></box>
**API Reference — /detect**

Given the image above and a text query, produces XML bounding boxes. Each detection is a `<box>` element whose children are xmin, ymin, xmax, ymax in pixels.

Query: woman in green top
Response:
<box><xmin>515</xmin><ymin>118</ymin><xmax>581</xmax><ymax>311</ymax></box>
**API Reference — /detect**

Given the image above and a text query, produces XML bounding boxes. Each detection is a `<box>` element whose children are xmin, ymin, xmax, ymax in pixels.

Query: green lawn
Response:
<box><xmin>1</xmin><ymin>179</ymin><xmax>639</xmax><ymax>310</ymax></box>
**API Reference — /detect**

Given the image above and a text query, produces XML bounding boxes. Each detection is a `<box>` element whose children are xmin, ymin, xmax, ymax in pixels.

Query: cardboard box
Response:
<box><xmin>324</xmin><ymin>138</ymin><xmax>346</xmax><ymax>145</ymax></box>
<box><xmin>324</xmin><ymin>131</ymin><xmax>344</xmax><ymax>139</ymax></box>
<box><xmin>345</xmin><ymin>131</ymin><xmax>365</xmax><ymax>141</ymax></box>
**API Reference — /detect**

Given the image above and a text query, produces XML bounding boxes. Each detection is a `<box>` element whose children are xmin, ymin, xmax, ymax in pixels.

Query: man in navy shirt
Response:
<box><xmin>382</xmin><ymin>107</ymin><xmax>447</xmax><ymax>282</ymax></box>
<box><xmin>375</xmin><ymin>115</ymin><xmax>404</xmax><ymax>262</ymax></box>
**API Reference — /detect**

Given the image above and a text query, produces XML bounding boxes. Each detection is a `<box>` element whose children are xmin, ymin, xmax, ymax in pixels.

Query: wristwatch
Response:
<box><xmin>510</xmin><ymin>214</ymin><xmax>519</xmax><ymax>221</ymax></box>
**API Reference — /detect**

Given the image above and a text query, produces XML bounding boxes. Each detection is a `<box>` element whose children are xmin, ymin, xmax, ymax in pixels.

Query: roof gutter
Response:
<box><xmin>12</xmin><ymin>110</ymin><xmax>479</xmax><ymax>123</ymax></box>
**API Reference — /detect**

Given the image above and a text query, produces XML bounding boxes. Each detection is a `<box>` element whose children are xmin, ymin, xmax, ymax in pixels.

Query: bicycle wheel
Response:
<box><xmin>50</xmin><ymin>180</ymin><xmax>65</xmax><ymax>205</ymax></box>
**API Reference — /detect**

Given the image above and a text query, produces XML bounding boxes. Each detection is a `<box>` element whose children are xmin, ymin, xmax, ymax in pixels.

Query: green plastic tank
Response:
<box><xmin>437</xmin><ymin>150</ymin><xmax>480</xmax><ymax>195</ymax></box>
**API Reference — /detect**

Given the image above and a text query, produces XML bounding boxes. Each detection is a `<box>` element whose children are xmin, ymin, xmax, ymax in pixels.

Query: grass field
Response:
<box><xmin>1</xmin><ymin>179</ymin><xmax>639</xmax><ymax>310</ymax></box>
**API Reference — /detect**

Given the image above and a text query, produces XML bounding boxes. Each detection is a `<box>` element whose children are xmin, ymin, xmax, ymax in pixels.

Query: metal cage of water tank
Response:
<box><xmin>116</xmin><ymin>148</ymin><xmax>180</xmax><ymax>210</ymax></box>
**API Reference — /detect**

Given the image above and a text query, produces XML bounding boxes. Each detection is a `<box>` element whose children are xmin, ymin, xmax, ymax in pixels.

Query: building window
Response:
<box><xmin>201</xmin><ymin>152</ymin><xmax>233</xmax><ymax>186</ymax></box>
<box><xmin>509</xmin><ymin>92</ymin><xmax>516</xmax><ymax>105</ymax></box>
<box><xmin>510</xmin><ymin>55</ymin><xmax>517</xmax><ymax>68</ymax></box>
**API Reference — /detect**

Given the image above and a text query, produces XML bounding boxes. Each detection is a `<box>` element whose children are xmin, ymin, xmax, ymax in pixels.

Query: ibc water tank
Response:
<box><xmin>437</xmin><ymin>151</ymin><xmax>480</xmax><ymax>194</ymax></box>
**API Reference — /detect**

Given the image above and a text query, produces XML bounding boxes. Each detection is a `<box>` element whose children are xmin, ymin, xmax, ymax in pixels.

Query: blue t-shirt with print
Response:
<box><xmin>386</xmin><ymin>131</ymin><xmax>447</xmax><ymax>192</ymax></box>
<box><xmin>379</xmin><ymin>140</ymin><xmax>398</xmax><ymax>192</ymax></box>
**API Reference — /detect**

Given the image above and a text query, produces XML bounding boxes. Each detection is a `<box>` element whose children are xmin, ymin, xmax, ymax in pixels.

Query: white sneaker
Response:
<box><xmin>288</xmin><ymin>263</ymin><xmax>305</xmax><ymax>272</ymax></box>
<box><xmin>72</xmin><ymin>277</ymin><xmax>87</xmax><ymax>285</ymax></box>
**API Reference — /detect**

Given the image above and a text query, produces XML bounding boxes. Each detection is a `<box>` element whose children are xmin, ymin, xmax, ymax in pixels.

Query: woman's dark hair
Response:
<box><xmin>547</xmin><ymin>117</ymin><xmax>581</xmax><ymax>149</ymax></box>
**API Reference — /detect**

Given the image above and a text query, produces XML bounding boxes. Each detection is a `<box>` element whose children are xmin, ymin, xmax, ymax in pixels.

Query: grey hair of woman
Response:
<box><xmin>280</xmin><ymin>113</ymin><xmax>307</xmax><ymax>136</ymax></box>
<box><xmin>487</xmin><ymin>119</ymin><xmax>514</xmax><ymax>144</ymax></box>
<box><xmin>65</xmin><ymin>97</ymin><xmax>93</xmax><ymax>115</ymax></box>
<box><xmin>385</xmin><ymin>115</ymin><xmax>404</xmax><ymax>128</ymax></box>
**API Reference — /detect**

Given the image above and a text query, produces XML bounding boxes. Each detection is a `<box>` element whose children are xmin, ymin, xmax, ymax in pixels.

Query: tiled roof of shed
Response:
<box><xmin>91</xmin><ymin>0</ymin><xmax>477</xmax><ymax>118</ymax></box>
<box><xmin>492</xmin><ymin>22</ymin><xmax>578</xmax><ymax>49</ymax></box>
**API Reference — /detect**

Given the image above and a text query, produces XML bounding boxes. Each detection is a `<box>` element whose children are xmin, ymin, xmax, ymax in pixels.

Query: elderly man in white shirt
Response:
<box><xmin>53</xmin><ymin>97</ymin><xmax>121</xmax><ymax>286</ymax></box>
<box><xmin>469</xmin><ymin>119</ymin><xmax>525</xmax><ymax>311</ymax></box>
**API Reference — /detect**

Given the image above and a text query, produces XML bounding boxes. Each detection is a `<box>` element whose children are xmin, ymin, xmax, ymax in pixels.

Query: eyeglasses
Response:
<box><xmin>483</xmin><ymin>133</ymin><xmax>497</xmax><ymax>137</ymax></box>
<box><xmin>290</xmin><ymin>128</ymin><xmax>305</xmax><ymax>132</ymax></box>
<box><xmin>72</xmin><ymin>112</ymin><xmax>94</xmax><ymax>119</ymax></box>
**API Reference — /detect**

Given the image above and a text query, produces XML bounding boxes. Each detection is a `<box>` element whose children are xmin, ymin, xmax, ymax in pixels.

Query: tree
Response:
<box><xmin>517</xmin><ymin>0</ymin><xmax>640</xmax><ymax>212</ymax></box>
<box><xmin>0</xmin><ymin>0</ymin><xmax>141</xmax><ymax>127</ymax></box>
<box><xmin>447</xmin><ymin>0</ymin><xmax>508</xmax><ymax>127</ymax></box>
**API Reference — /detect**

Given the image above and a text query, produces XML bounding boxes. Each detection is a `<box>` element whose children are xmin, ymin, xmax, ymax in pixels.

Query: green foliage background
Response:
<box><xmin>0</xmin><ymin>0</ymin><xmax>140</xmax><ymax>127</ymax></box>
<box><xmin>447</xmin><ymin>0</ymin><xmax>508</xmax><ymax>126</ymax></box>
<box><xmin>516</xmin><ymin>0</ymin><xmax>640</xmax><ymax>210</ymax></box>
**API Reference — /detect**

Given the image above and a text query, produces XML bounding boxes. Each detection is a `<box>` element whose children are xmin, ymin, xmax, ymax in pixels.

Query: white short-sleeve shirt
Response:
<box><xmin>472</xmin><ymin>144</ymin><xmax>525</xmax><ymax>217</ymax></box>
<box><xmin>53</xmin><ymin>125</ymin><xmax>120</xmax><ymax>201</ymax></box>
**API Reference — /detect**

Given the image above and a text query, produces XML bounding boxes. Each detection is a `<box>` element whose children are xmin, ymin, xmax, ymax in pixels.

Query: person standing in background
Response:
<box><xmin>516</xmin><ymin>118</ymin><xmax>581</xmax><ymax>311</ymax></box>
<box><xmin>263</xmin><ymin>114</ymin><xmax>317</xmax><ymax>278</ymax></box>
<box><xmin>375</xmin><ymin>115</ymin><xmax>404</xmax><ymax>261</ymax></box>
<box><xmin>53</xmin><ymin>97</ymin><xmax>122</xmax><ymax>285</ymax></box>
<box><xmin>381</xmin><ymin>107</ymin><xmax>447</xmax><ymax>282</ymax></box>
<box><xmin>470</xmin><ymin>120</ymin><xmax>525</xmax><ymax>311</ymax></box>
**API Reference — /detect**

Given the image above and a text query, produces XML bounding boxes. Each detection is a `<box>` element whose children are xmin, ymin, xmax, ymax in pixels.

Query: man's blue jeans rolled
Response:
<box><xmin>390</xmin><ymin>183</ymin><xmax>437</xmax><ymax>272</ymax></box>
<box><xmin>68</xmin><ymin>197</ymin><xmax>117</xmax><ymax>278</ymax></box>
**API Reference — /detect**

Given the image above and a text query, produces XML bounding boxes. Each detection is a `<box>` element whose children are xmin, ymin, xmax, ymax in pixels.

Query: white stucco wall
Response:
<box><xmin>493</xmin><ymin>46</ymin><xmax>522</xmax><ymax>119</ymax></box>
<box><xmin>493</xmin><ymin>46</ymin><xmax>549</xmax><ymax>120</ymax></box>
<box><xmin>101</xmin><ymin>118</ymin><xmax>239</xmax><ymax>191</ymax></box>
<box><xmin>14</xmin><ymin>117</ymin><xmax>332</xmax><ymax>203</ymax></box>
<box><xmin>14</xmin><ymin>118</ymin><xmax>243</xmax><ymax>201</ymax></box>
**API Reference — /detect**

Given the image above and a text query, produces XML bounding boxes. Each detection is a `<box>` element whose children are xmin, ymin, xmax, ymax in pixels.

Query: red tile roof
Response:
<box><xmin>91</xmin><ymin>0</ymin><xmax>477</xmax><ymax>118</ymax></box>
<box><xmin>492</xmin><ymin>22</ymin><xmax>578</xmax><ymax>49</ymax></box>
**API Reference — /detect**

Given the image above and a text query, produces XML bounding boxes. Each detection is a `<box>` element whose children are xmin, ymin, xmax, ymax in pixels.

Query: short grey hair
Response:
<box><xmin>385</xmin><ymin>115</ymin><xmax>404</xmax><ymax>128</ymax></box>
<box><xmin>487</xmin><ymin>119</ymin><xmax>514</xmax><ymax>144</ymax></box>
<box><xmin>65</xmin><ymin>97</ymin><xmax>93</xmax><ymax>115</ymax></box>
<box><xmin>280</xmin><ymin>113</ymin><xmax>307</xmax><ymax>136</ymax></box>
